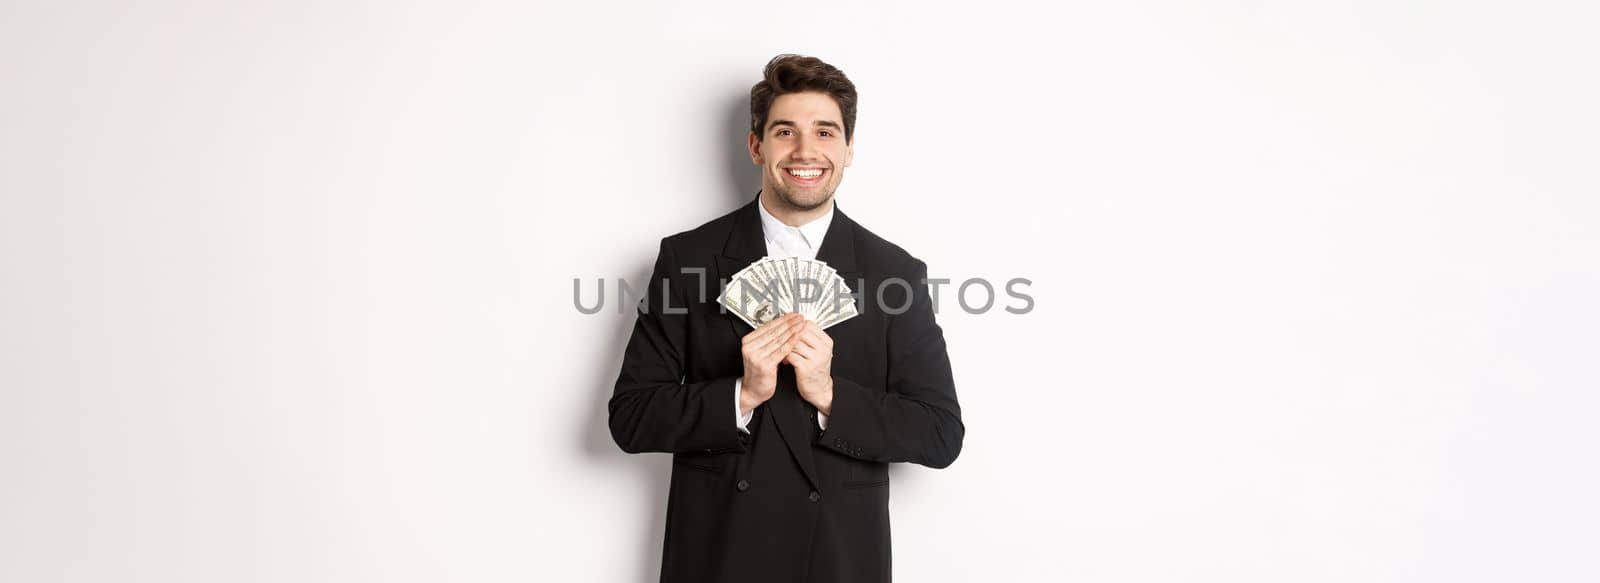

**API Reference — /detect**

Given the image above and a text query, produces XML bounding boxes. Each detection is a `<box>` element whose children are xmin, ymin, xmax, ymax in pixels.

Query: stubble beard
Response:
<box><xmin>766</xmin><ymin>170</ymin><xmax>837</xmax><ymax>213</ymax></box>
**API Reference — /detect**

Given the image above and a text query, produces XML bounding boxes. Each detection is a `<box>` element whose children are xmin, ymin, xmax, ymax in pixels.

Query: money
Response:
<box><xmin>716</xmin><ymin>256</ymin><xmax>859</xmax><ymax>330</ymax></box>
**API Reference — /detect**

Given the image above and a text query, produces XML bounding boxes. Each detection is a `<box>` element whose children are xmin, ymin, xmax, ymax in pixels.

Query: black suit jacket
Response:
<box><xmin>609</xmin><ymin>195</ymin><xmax>965</xmax><ymax>583</ymax></box>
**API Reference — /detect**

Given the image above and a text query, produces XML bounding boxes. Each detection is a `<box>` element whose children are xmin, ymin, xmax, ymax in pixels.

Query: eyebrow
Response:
<box><xmin>767</xmin><ymin>119</ymin><xmax>844</xmax><ymax>132</ymax></box>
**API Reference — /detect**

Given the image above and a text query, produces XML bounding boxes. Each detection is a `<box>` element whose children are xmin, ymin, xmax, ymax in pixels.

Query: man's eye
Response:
<box><xmin>777</xmin><ymin>129</ymin><xmax>793</xmax><ymax>136</ymax></box>
<box><xmin>820</xmin><ymin>130</ymin><xmax>832</xmax><ymax>137</ymax></box>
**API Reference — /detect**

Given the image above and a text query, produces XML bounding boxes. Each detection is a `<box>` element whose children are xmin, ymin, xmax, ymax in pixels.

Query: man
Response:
<box><xmin>609</xmin><ymin>54</ymin><xmax>964</xmax><ymax>583</ymax></box>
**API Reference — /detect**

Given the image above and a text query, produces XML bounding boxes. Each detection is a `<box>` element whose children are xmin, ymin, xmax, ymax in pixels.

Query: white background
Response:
<box><xmin>3</xmin><ymin>1</ymin><xmax>1597</xmax><ymax>581</ymax></box>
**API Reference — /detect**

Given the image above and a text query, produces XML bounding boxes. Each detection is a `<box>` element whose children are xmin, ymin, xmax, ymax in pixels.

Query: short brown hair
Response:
<box><xmin>750</xmin><ymin>54</ymin><xmax>858</xmax><ymax>143</ymax></box>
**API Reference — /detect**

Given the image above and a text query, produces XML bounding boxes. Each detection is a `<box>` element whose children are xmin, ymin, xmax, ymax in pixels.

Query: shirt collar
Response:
<box><xmin>756</xmin><ymin>194</ymin><xmax>835</xmax><ymax>251</ymax></box>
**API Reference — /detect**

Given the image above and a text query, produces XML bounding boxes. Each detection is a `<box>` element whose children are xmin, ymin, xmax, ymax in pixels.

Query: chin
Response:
<box><xmin>779</xmin><ymin>190</ymin><xmax>833</xmax><ymax>212</ymax></box>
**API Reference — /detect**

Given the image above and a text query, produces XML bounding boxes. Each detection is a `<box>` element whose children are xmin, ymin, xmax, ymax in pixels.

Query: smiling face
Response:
<box><xmin>748</xmin><ymin>91</ymin><xmax>855</xmax><ymax>213</ymax></box>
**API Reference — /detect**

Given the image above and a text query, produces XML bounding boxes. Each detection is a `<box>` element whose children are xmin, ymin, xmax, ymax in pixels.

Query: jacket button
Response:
<box><xmin>808</xmin><ymin>491</ymin><xmax>820</xmax><ymax>502</ymax></box>
<box><xmin>736</xmin><ymin>479</ymin><xmax>750</xmax><ymax>491</ymax></box>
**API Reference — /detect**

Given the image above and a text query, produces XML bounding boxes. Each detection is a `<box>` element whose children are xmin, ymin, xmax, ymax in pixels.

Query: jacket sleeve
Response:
<box><xmin>608</xmin><ymin>237</ymin><xmax>749</xmax><ymax>455</ymax></box>
<box><xmin>814</xmin><ymin>259</ymin><xmax>965</xmax><ymax>469</ymax></box>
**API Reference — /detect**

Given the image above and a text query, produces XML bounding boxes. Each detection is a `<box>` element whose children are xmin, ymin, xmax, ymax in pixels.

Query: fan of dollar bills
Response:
<box><xmin>717</xmin><ymin>256</ymin><xmax>859</xmax><ymax>330</ymax></box>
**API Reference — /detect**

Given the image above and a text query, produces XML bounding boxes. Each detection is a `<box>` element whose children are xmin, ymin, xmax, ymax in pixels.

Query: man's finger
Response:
<box><xmin>743</xmin><ymin>317</ymin><xmax>789</xmax><ymax>345</ymax></box>
<box><xmin>746</xmin><ymin>315</ymin><xmax>800</xmax><ymax>347</ymax></box>
<box><xmin>796</xmin><ymin>325</ymin><xmax>831</xmax><ymax>351</ymax></box>
<box><xmin>752</xmin><ymin>324</ymin><xmax>796</xmax><ymax>355</ymax></box>
<box><xmin>762</xmin><ymin>340</ymin><xmax>796</xmax><ymax>365</ymax></box>
<box><xmin>761</xmin><ymin>324</ymin><xmax>801</xmax><ymax>355</ymax></box>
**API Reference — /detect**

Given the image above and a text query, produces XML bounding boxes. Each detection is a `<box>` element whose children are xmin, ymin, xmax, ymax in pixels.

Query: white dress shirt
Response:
<box><xmin>735</xmin><ymin>196</ymin><xmax>834</xmax><ymax>435</ymax></box>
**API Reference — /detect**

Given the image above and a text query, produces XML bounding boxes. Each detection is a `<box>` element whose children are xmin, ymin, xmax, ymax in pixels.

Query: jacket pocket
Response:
<box><xmin>842</xmin><ymin>478</ymin><xmax>889</xmax><ymax>490</ymax></box>
<box><xmin>844</xmin><ymin>459</ymin><xmax>889</xmax><ymax>488</ymax></box>
<box><xmin>672</xmin><ymin>453</ymin><xmax>727</xmax><ymax>475</ymax></box>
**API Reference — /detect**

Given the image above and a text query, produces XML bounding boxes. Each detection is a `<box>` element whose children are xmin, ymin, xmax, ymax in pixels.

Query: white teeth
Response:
<box><xmin>787</xmin><ymin>168</ymin><xmax>822</xmax><ymax>178</ymax></box>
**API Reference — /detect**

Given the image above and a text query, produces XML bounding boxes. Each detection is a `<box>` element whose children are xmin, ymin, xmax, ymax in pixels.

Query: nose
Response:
<box><xmin>791</xmin><ymin>134</ymin><xmax>819</xmax><ymax>161</ymax></box>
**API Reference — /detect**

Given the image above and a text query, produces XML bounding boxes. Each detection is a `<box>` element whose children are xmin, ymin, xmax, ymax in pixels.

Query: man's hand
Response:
<box><xmin>784</xmin><ymin>319</ymin><xmax>835</xmax><ymax>416</ymax></box>
<box><xmin>739</xmin><ymin>314</ymin><xmax>803</xmax><ymax>414</ymax></box>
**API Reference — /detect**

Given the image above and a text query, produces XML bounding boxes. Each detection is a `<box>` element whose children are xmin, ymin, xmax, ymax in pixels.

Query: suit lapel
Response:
<box><xmin>813</xmin><ymin>205</ymin><xmax>862</xmax><ymax>311</ymax></box>
<box><xmin>715</xmin><ymin>195</ymin><xmax>766</xmax><ymax>341</ymax></box>
<box><xmin>714</xmin><ymin>193</ymin><xmax>861</xmax><ymax>493</ymax></box>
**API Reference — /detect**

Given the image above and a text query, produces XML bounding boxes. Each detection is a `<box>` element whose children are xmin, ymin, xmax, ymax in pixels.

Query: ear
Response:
<box><xmin>844</xmin><ymin>134</ymin><xmax>855</xmax><ymax>168</ymax></box>
<box><xmin>748</xmin><ymin>132</ymin><xmax>763</xmax><ymax>166</ymax></box>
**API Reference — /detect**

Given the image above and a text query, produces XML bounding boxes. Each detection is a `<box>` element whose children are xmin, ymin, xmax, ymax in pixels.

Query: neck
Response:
<box><xmin>759</xmin><ymin>190</ymin><xmax>833</xmax><ymax>227</ymax></box>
